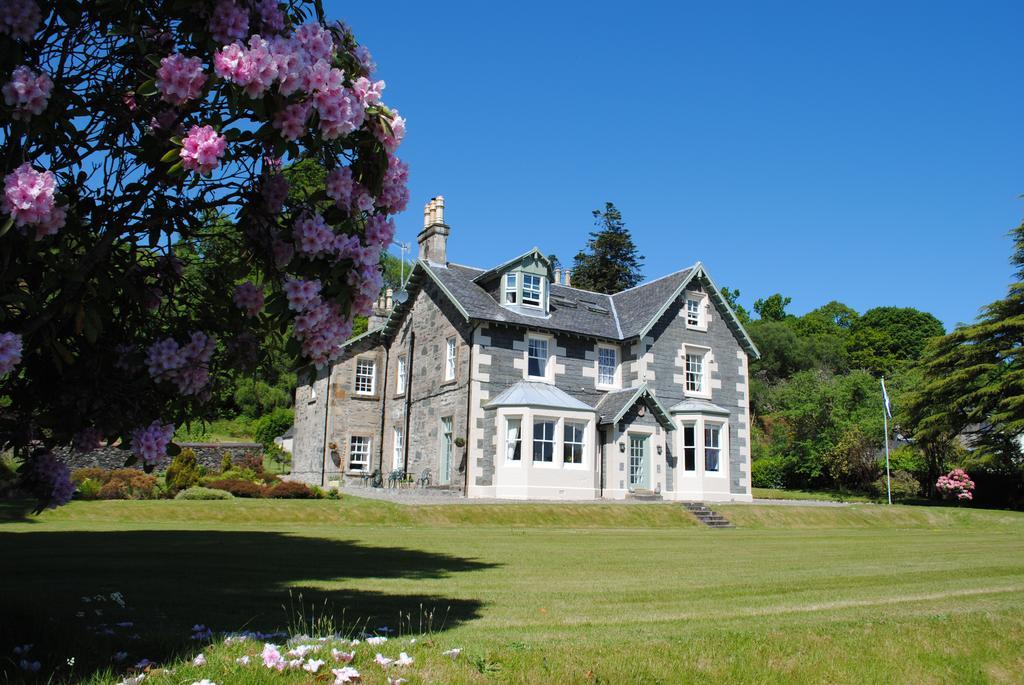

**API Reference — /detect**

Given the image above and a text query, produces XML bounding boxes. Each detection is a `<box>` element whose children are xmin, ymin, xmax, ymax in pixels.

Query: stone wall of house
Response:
<box><xmin>380</xmin><ymin>279</ymin><xmax>473</xmax><ymax>487</ymax></box>
<box><xmin>291</xmin><ymin>364</ymin><xmax>330</xmax><ymax>484</ymax></box>
<box><xmin>55</xmin><ymin>442</ymin><xmax>264</xmax><ymax>473</ymax></box>
<box><xmin>641</xmin><ymin>279</ymin><xmax>750</xmax><ymax>495</ymax></box>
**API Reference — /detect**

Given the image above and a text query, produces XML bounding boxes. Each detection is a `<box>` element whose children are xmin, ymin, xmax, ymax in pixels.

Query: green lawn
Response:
<box><xmin>1</xmin><ymin>498</ymin><xmax>1023</xmax><ymax>684</ymax></box>
<box><xmin>752</xmin><ymin>486</ymin><xmax>882</xmax><ymax>503</ymax></box>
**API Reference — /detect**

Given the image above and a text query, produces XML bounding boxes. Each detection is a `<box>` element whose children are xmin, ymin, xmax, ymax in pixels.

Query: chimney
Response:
<box><xmin>367</xmin><ymin>287</ymin><xmax>394</xmax><ymax>331</ymax></box>
<box><xmin>554</xmin><ymin>267</ymin><xmax>562</xmax><ymax>285</ymax></box>
<box><xmin>563</xmin><ymin>270</ymin><xmax>572</xmax><ymax>287</ymax></box>
<box><xmin>417</xmin><ymin>195</ymin><xmax>449</xmax><ymax>264</ymax></box>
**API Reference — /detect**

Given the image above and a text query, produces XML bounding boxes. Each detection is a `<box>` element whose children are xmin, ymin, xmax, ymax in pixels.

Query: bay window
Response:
<box><xmin>533</xmin><ymin>419</ymin><xmax>555</xmax><ymax>462</ymax></box>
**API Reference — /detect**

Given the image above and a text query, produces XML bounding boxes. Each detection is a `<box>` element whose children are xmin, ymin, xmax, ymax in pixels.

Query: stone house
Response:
<box><xmin>292</xmin><ymin>197</ymin><xmax>760</xmax><ymax>501</ymax></box>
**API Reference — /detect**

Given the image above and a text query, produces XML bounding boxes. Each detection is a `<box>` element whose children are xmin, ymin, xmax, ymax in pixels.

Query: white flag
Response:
<box><xmin>881</xmin><ymin>377</ymin><xmax>892</xmax><ymax>418</ymax></box>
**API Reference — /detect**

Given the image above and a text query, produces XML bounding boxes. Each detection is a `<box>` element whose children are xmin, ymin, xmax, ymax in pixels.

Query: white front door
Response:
<box><xmin>628</xmin><ymin>435</ymin><xmax>649</xmax><ymax>490</ymax></box>
<box><xmin>439</xmin><ymin>417</ymin><xmax>453</xmax><ymax>485</ymax></box>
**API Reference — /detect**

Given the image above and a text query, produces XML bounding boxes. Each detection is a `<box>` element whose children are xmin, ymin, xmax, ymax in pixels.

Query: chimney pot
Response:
<box><xmin>564</xmin><ymin>270</ymin><xmax>572</xmax><ymax>287</ymax></box>
<box><xmin>554</xmin><ymin>267</ymin><xmax>562</xmax><ymax>284</ymax></box>
<box><xmin>418</xmin><ymin>195</ymin><xmax>450</xmax><ymax>264</ymax></box>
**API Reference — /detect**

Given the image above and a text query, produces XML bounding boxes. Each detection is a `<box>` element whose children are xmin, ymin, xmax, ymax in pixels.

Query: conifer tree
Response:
<box><xmin>570</xmin><ymin>203</ymin><xmax>644</xmax><ymax>293</ymax></box>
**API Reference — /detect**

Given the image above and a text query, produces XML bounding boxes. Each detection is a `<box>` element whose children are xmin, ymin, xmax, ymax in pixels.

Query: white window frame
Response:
<box><xmin>354</xmin><ymin>358</ymin><xmax>376</xmax><ymax>395</ymax></box>
<box><xmin>505</xmin><ymin>416</ymin><xmax>523</xmax><ymax>462</ymax></box>
<box><xmin>684</xmin><ymin>290</ymin><xmax>709</xmax><ymax>331</ymax></box>
<box><xmin>682</xmin><ymin>345</ymin><xmax>712</xmax><ymax>399</ymax></box>
<box><xmin>704</xmin><ymin>422</ymin><xmax>722</xmax><ymax>472</ymax></box>
<box><xmin>596</xmin><ymin>344</ymin><xmax>620</xmax><ymax>388</ymax></box>
<box><xmin>522</xmin><ymin>273</ymin><xmax>543</xmax><ymax>308</ymax></box>
<box><xmin>444</xmin><ymin>337</ymin><xmax>457</xmax><ymax>382</ymax></box>
<box><xmin>348</xmin><ymin>435</ymin><xmax>371</xmax><ymax>471</ymax></box>
<box><xmin>527</xmin><ymin>336</ymin><xmax>550</xmax><ymax>380</ymax></box>
<box><xmin>504</xmin><ymin>272</ymin><xmax>518</xmax><ymax>305</ymax></box>
<box><xmin>395</xmin><ymin>355</ymin><xmax>407</xmax><ymax>395</ymax></box>
<box><xmin>673</xmin><ymin>415</ymin><xmax>729</xmax><ymax>480</ymax></box>
<box><xmin>563</xmin><ymin>420</ymin><xmax>586</xmax><ymax>466</ymax></box>
<box><xmin>532</xmin><ymin>417</ymin><xmax>556</xmax><ymax>464</ymax></box>
<box><xmin>392</xmin><ymin>426</ymin><xmax>404</xmax><ymax>471</ymax></box>
<box><xmin>681</xmin><ymin>421</ymin><xmax>697</xmax><ymax>472</ymax></box>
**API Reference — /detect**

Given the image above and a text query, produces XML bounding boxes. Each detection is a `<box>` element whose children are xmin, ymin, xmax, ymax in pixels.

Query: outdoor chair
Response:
<box><xmin>416</xmin><ymin>468</ymin><xmax>431</xmax><ymax>488</ymax></box>
<box><xmin>361</xmin><ymin>468</ymin><xmax>382</xmax><ymax>487</ymax></box>
<box><xmin>387</xmin><ymin>468</ymin><xmax>405</xmax><ymax>488</ymax></box>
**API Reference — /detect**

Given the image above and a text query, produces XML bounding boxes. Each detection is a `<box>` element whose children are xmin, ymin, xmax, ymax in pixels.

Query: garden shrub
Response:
<box><xmin>237</xmin><ymin>452</ymin><xmax>266</xmax><ymax>475</ymax></box>
<box><xmin>266</xmin><ymin>481</ymin><xmax>313</xmax><ymax>499</ymax></box>
<box><xmin>71</xmin><ymin>467</ymin><xmax>107</xmax><ymax>484</ymax></box>
<box><xmin>751</xmin><ymin>456</ymin><xmax>787</xmax><ymax>489</ymax></box>
<box><xmin>76</xmin><ymin>478</ymin><xmax>102</xmax><ymax>500</ymax></box>
<box><xmin>254</xmin><ymin>407</ymin><xmax>295</xmax><ymax>449</ymax></box>
<box><xmin>175</xmin><ymin>487</ymin><xmax>234</xmax><ymax>501</ymax></box>
<box><xmin>871</xmin><ymin>470</ymin><xmax>920</xmax><ymax>501</ymax></box>
<box><xmin>219</xmin><ymin>452</ymin><xmax>234</xmax><ymax>474</ymax></box>
<box><xmin>207</xmin><ymin>479</ymin><xmax>265</xmax><ymax>498</ymax></box>
<box><xmin>165</xmin><ymin>448</ymin><xmax>201</xmax><ymax>492</ymax></box>
<box><xmin>98</xmin><ymin>480</ymin><xmax>129</xmax><ymax>500</ymax></box>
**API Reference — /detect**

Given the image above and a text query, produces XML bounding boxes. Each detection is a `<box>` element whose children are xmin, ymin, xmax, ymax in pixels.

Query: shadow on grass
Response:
<box><xmin>0</xmin><ymin>530</ymin><xmax>495</xmax><ymax>682</ymax></box>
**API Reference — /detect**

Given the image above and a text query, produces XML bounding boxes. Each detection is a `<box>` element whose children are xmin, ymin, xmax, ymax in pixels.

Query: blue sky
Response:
<box><xmin>330</xmin><ymin>0</ymin><xmax>1022</xmax><ymax>330</ymax></box>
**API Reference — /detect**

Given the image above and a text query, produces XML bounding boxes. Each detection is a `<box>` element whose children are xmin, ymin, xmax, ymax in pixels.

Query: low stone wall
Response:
<box><xmin>54</xmin><ymin>442</ymin><xmax>264</xmax><ymax>472</ymax></box>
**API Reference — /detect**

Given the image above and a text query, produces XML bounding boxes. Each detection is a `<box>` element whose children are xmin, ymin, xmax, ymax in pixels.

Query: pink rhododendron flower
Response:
<box><xmin>374</xmin><ymin>653</ymin><xmax>393</xmax><ymax>667</ymax></box>
<box><xmin>375</xmin><ymin>110</ymin><xmax>406</xmax><ymax>153</ymax></box>
<box><xmin>353</xmin><ymin>45</ymin><xmax>375</xmax><ymax>74</ymax></box>
<box><xmin>325</xmin><ymin>167</ymin><xmax>354</xmax><ymax>209</ymax></box>
<box><xmin>262</xmin><ymin>643</ymin><xmax>284</xmax><ymax>671</ymax></box>
<box><xmin>365</xmin><ymin>214</ymin><xmax>395</xmax><ymax>247</ymax></box>
<box><xmin>314</xmin><ymin>86</ymin><xmax>364</xmax><ymax>140</ymax></box>
<box><xmin>192</xmin><ymin>653</ymin><xmax>206</xmax><ymax>666</ymax></box>
<box><xmin>293</xmin><ymin>22</ymin><xmax>334</xmax><ymax>63</ymax></box>
<box><xmin>350</xmin><ymin>77</ymin><xmax>384</xmax><ymax>107</ymax></box>
<box><xmin>330</xmin><ymin>649</ymin><xmax>354</xmax><ymax>663</ymax></box>
<box><xmin>179</xmin><ymin>125</ymin><xmax>227</xmax><ymax>175</ymax></box>
<box><xmin>272</xmin><ymin>238</ymin><xmax>294</xmax><ymax>268</ymax></box>
<box><xmin>155</xmin><ymin>54</ymin><xmax>206</xmax><ymax>105</ymax></box>
<box><xmin>2</xmin><ymin>163</ymin><xmax>66</xmax><ymax>238</ymax></box>
<box><xmin>303</xmin><ymin>659</ymin><xmax>325</xmax><ymax>673</ymax></box>
<box><xmin>233</xmin><ymin>282</ymin><xmax>265</xmax><ymax>317</ymax></box>
<box><xmin>130</xmin><ymin>420</ymin><xmax>175</xmax><ymax>466</ymax></box>
<box><xmin>283</xmin><ymin>278</ymin><xmax>321</xmax><ymax>311</ymax></box>
<box><xmin>272</xmin><ymin>101</ymin><xmax>311</xmax><ymax>141</ymax></box>
<box><xmin>331</xmin><ymin>666</ymin><xmax>360</xmax><ymax>684</ymax></box>
<box><xmin>24</xmin><ymin>451</ymin><xmax>74</xmax><ymax>508</ymax></box>
<box><xmin>376</xmin><ymin>155</ymin><xmax>409</xmax><ymax>214</ymax></box>
<box><xmin>0</xmin><ymin>0</ymin><xmax>41</xmax><ymax>41</ymax></box>
<box><xmin>261</xmin><ymin>171</ymin><xmax>288</xmax><ymax>213</ymax></box>
<box><xmin>294</xmin><ymin>212</ymin><xmax>335</xmax><ymax>257</ymax></box>
<box><xmin>256</xmin><ymin>0</ymin><xmax>284</xmax><ymax>33</ymax></box>
<box><xmin>2</xmin><ymin>65</ymin><xmax>52</xmax><ymax>119</ymax></box>
<box><xmin>145</xmin><ymin>332</ymin><xmax>216</xmax><ymax>395</ymax></box>
<box><xmin>209</xmin><ymin>0</ymin><xmax>249</xmax><ymax>44</ymax></box>
<box><xmin>395</xmin><ymin>652</ymin><xmax>413</xmax><ymax>667</ymax></box>
<box><xmin>936</xmin><ymin>468</ymin><xmax>975</xmax><ymax>502</ymax></box>
<box><xmin>0</xmin><ymin>331</ymin><xmax>22</xmax><ymax>376</ymax></box>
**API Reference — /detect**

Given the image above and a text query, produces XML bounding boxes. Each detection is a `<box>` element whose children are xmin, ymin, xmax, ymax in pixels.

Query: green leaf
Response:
<box><xmin>0</xmin><ymin>215</ymin><xmax>13</xmax><ymax>238</ymax></box>
<box><xmin>145</xmin><ymin>53</ymin><xmax>163</xmax><ymax>68</ymax></box>
<box><xmin>170</xmin><ymin>136</ymin><xmax>183</xmax><ymax>146</ymax></box>
<box><xmin>160</xmin><ymin>148</ymin><xmax>180</xmax><ymax>163</ymax></box>
<box><xmin>138</xmin><ymin>78</ymin><xmax>158</xmax><ymax>97</ymax></box>
<box><xmin>166</xmin><ymin>442</ymin><xmax>182</xmax><ymax>457</ymax></box>
<box><xmin>123</xmin><ymin>454</ymin><xmax>138</xmax><ymax>467</ymax></box>
<box><xmin>167</xmin><ymin>161</ymin><xmax>185</xmax><ymax>177</ymax></box>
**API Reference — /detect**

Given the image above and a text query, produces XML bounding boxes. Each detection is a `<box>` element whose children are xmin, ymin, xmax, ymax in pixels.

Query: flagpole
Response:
<box><xmin>882</xmin><ymin>377</ymin><xmax>892</xmax><ymax>505</ymax></box>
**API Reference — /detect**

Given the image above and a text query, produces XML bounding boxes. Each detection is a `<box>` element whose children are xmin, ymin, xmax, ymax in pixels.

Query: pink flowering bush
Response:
<box><xmin>0</xmin><ymin>0</ymin><xmax>408</xmax><ymax>508</ymax></box>
<box><xmin>2</xmin><ymin>64</ymin><xmax>52</xmax><ymax>118</ymax></box>
<box><xmin>935</xmin><ymin>468</ymin><xmax>975</xmax><ymax>503</ymax></box>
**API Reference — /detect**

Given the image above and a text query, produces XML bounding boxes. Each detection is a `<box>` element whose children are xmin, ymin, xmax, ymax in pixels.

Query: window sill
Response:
<box><xmin>352</xmin><ymin>393</ymin><xmax>380</xmax><ymax>401</ymax></box>
<box><xmin>440</xmin><ymin>378</ymin><xmax>458</xmax><ymax>387</ymax></box>
<box><xmin>596</xmin><ymin>383</ymin><xmax>620</xmax><ymax>391</ymax></box>
<box><xmin>685</xmin><ymin>324</ymin><xmax>709</xmax><ymax>332</ymax></box>
<box><xmin>683</xmin><ymin>390</ymin><xmax>713</xmax><ymax>400</ymax></box>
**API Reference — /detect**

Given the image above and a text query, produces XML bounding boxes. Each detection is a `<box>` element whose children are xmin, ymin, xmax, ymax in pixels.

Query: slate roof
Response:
<box><xmin>668</xmin><ymin>398</ymin><xmax>731</xmax><ymax>415</ymax></box>
<box><xmin>593</xmin><ymin>384</ymin><xmax>675</xmax><ymax>430</ymax></box>
<box><xmin>373</xmin><ymin>256</ymin><xmax>759</xmax><ymax>358</ymax></box>
<box><xmin>484</xmin><ymin>381</ymin><xmax>595</xmax><ymax>412</ymax></box>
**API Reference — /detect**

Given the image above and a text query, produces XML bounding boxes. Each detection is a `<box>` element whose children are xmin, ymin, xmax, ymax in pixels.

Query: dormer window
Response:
<box><xmin>522</xmin><ymin>274</ymin><xmax>543</xmax><ymax>308</ymax></box>
<box><xmin>684</xmin><ymin>290</ymin><xmax>709</xmax><ymax>330</ymax></box>
<box><xmin>504</xmin><ymin>273</ymin><xmax>518</xmax><ymax>304</ymax></box>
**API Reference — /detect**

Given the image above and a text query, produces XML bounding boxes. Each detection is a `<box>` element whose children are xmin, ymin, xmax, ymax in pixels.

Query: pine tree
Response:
<box><xmin>907</xmin><ymin>222</ymin><xmax>1024</xmax><ymax>468</ymax></box>
<box><xmin>570</xmin><ymin>203</ymin><xmax>644</xmax><ymax>293</ymax></box>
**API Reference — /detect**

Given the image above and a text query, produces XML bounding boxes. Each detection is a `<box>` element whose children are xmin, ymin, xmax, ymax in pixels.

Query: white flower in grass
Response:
<box><xmin>303</xmin><ymin>658</ymin><xmax>325</xmax><ymax>673</ymax></box>
<box><xmin>396</xmin><ymin>652</ymin><xmax>413</xmax><ymax>667</ymax></box>
<box><xmin>442</xmin><ymin>647</ymin><xmax>462</xmax><ymax>659</ymax></box>
<box><xmin>191</xmin><ymin>680</ymin><xmax>217</xmax><ymax>685</ymax></box>
<box><xmin>286</xmin><ymin>658</ymin><xmax>304</xmax><ymax>669</ymax></box>
<box><xmin>374</xmin><ymin>653</ymin><xmax>393</xmax><ymax>667</ymax></box>
<box><xmin>349</xmin><ymin>639</ymin><xmax>361</xmax><ymax>647</ymax></box>
<box><xmin>366</xmin><ymin>636</ymin><xmax>387</xmax><ymax>646</ymax></box>
<box><xmin>331</xmin><ymin>648</ymin><xmax>355</xmax><ymax>663</ymax></box>
<box><xmin>331</xmin><ymin>666</ymin><xmax>360</xmax><ymax>683</ymax></box>
<box><xmin>235</xmin><ymin>655</ymin><xmax>250</xmax><ymax>665</ymax></box>
<box><xmin>287</xmin><ymin>644</ymin><xmax>316</xmax><ymax>657</ymax></box>
<box><xmin>116</xmin><ymin>676</ymin><xmax>145</xmax><ymax>685</ymax></box>
<box><xmin>193</xmin><ymin>653</ymin><xmax>206</xmax><ymax>666</ymax></box>
<box><xmin>387</xmin><ymin>678</ymin><xmax>408</xmax><ymax>685</ymax></box>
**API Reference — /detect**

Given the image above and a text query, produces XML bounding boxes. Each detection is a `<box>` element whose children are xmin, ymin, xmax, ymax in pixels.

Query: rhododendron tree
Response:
<box><xmin>935</xmin><ymin>468</ymin><xmax>975</xmax><ymax>503</ymax></box>
<box><xmin>0</xmin><ymin>0</ymin><xmax>408</xmax><ymax>508</ymax></box>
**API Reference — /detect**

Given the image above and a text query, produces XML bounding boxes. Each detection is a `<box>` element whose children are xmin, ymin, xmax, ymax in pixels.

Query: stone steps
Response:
<box><xmin>683</xmin><ymin>502</ymin><xmax>735</xmax><ymax>528</ymax></box>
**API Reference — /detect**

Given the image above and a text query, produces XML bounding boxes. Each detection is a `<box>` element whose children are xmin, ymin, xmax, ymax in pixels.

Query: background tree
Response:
<box><xmin>753</xmin><ymin>293</ymin><xmax>792</xmax><ymax>321</ymax></box>
<box><xmin>570</xmin><ymin>202</ymin><xmax>644</xmax><ymax>293</ymax></box>
<box><xmin>0</xmin><ymin>0</ymin><xmax>408</xmax><ymax>508</ymax></box>
<box><xmin>720</xmin><ymin>286</ymin><xmax>750</xmax><ymax>324</ymax></box>
<box><xmin>848</xmin><ymin>307</ymin><xmax>945</xmax><ymax>375</ymax></box>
